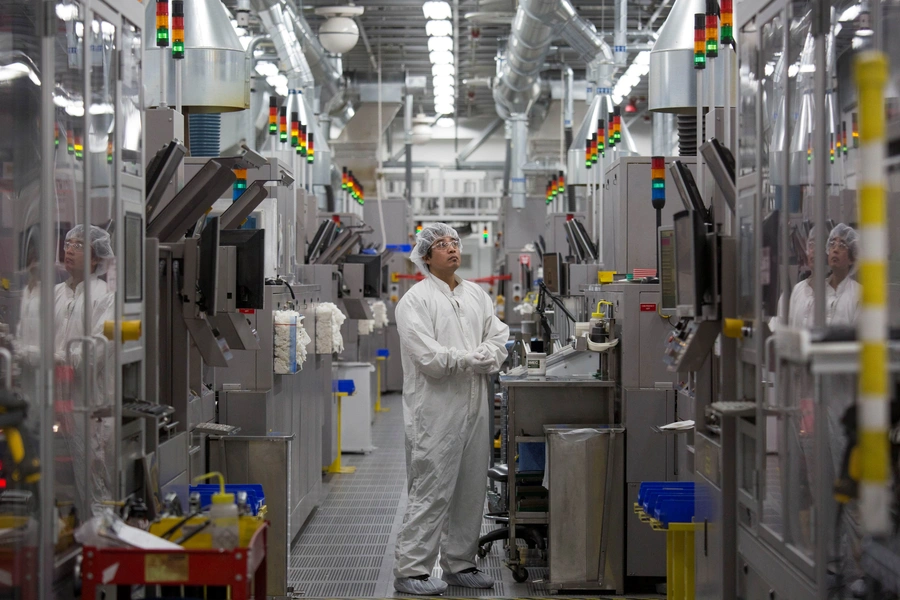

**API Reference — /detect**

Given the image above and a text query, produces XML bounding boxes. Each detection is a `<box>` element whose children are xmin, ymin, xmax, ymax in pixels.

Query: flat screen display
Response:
<box><xmin>673</xmin><ymin>212</ymin><xmax>696</xmax><ymax>311</ymax></box>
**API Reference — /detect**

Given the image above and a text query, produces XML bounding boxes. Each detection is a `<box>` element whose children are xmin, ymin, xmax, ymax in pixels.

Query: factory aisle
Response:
<box><xmin>288</xmin><ymin>392</ymin><xmax>565</xmax><ymax>599</ymax></box>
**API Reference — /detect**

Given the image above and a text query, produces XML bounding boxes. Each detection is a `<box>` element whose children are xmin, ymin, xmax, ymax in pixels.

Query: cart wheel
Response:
<box><xmin>512</xmin><ymin>567</ymin><xmax>529</xmax><ymax>583</ymax></box>
<box><xmin>477</xmin><ymin>545</ymin><xmax>490</xmax><ymax>558</ymax></box>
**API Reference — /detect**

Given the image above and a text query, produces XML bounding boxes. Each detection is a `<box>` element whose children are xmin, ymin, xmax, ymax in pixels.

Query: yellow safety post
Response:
<box><xmin>325</xmin><ymin>385</ymin><xmax>356</xmax><ymax>474</ymax></box>
<box><xmin>854</xmin><ymin>50</ymin><xmax>891</xmax><ymax>535</ymax></box>
<box><xmin>375</xmin><ymin>349</ymin><xmax>390</xmax><ymax>413</ymax></box>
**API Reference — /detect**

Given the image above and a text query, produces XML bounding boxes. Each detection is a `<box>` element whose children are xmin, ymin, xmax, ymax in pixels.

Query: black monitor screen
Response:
<box><xmin>658</xmin><ymin>226</ymin><xmax>677</xmax><ymax>310</ymax></box>
<box><xmin>673</xmin><ymin>212</ymin><xmax>696</xmax><ymax>311</ymax></box>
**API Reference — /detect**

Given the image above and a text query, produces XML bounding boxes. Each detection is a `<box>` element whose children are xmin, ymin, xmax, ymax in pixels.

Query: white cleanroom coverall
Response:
<box><xmin>393</xmin><ymin>273</ymin><xmax>509</xmax><ymax>578</ymax></box>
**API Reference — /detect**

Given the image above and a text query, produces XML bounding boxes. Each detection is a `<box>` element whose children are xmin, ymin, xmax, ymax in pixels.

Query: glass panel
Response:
<box><xmin>739</xmin><ymin>21</ymin><xmax>759</xmax><ymax>176</ymax></box>
<box><xmin>124</xmin><ymin>212</ymin><xmax>142</xmax><ymax>301</ymax></box>
<box><xmin>0</xmin><ymin>0</ymin><xmax>46</xmax><ymax>593</ymax></box>
<box><xmin>52</xmin><ymin>0</ymin><xmax>91</xmax><ymax>524</ymax></box>
<box><xmin>84</xmin><ymin>13</ymin><xmax>118</xmax><ymax>509</ymax></box>
<box><xmin>120</xmin><ymin>19</ymin><xmax>142</xmax><ymax>176</ymax></box>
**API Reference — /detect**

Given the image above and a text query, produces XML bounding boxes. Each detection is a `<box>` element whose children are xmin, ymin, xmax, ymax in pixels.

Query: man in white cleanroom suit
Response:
<box><xmin>393</xmin><ymin>223</ymin><xmax>509</xmax><ymax>595</ymax></box>
<box><xmin>55</xmin><ymin>225</ymin><xmax>116</xmax><ymax>513</ymax></box>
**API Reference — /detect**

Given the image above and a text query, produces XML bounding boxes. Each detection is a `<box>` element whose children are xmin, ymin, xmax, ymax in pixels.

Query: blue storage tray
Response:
<box><xmin>190</xmin><ymin>484</ymin><xmax>265</xmax><ymax>516</ymax></box>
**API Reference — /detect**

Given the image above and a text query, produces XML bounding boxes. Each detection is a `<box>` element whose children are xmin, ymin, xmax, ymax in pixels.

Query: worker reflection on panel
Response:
<box><xmin>54</xmin><ymin>225</ymin><xmax>116</xmax><ymax>514</ymax></box>
<box><xmin>393</xmin><ymin>223</ymin><xmax>509</xmax><ymax>596</ymax></box>
<box><xmin>785</xmin><ymin>224</ymin><xmax>862</xmax><ymax>577</ymax></box>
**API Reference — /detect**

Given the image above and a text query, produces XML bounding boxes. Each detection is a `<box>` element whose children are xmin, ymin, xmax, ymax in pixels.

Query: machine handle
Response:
<box><xmin>0</xmin><ymin>347</ymin><xmax>11</xmax><ymax>390</ymax></box>
<box><xmin>104</xmin><ymin>319</ymin><xmax>142</xmax><ymax>342</ymax></box>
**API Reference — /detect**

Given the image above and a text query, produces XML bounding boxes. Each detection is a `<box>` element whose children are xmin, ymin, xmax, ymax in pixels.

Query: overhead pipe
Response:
<box><xmin>615</xmin><ymin>0</ymin><xmax>628</xmax><ymax>66</ymax></box>
<box><xmin>250</xmin><ymin>0</ymin><xmax>314</xmax><ymax>89</ymax></box>
<box><xmin>284</xmin><ymin>2</ymin><xmax>342</xmax><ymax>99</ymax></box>
<box><xmin>493</xmin><ymin>0</ymin><xmax>615</xmax><ymax>119</ymax></box>
<box><xmin>563</xmin><ymin>66</ymin><xmax>576</xmax><ymax>211</ymax></box>
<box><xmin>509</xmin><ymin>114</ymin><xmax>528</xmax><ymax>209</ymax></box>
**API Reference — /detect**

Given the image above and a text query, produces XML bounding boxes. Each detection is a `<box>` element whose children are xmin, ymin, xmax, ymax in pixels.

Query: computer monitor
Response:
<box><xmin>700</xmin><ymin>138</ymin><xmax>736</xmax><ymax>212</ymax></box>
<box><xmin>145</xmin><ymin>141</ymin><xmax>186</xmax><ymax>220</ymax></box>
<box><xmin>673</xmin><ymin>210</ymin><xmax>710</xmax><ymax>317</ymax></box>
<box><xmin>219</xmin><ymin>229</ymin><xmax>266</xmax><ymax>309</ymax></box>
<box><xmin>669</xmin><ymin>160</ymin><xmax>709</xmax><ymax>221</ymax></box>
<box><xmin>198</xmin><ymin>216</ymin><xmax>220</xmax><ymax>315</ymax></box>
<box><xmin>543</xmin><ymin>253</ymin><xmax>564</xmax><ymax>294</ymax></box>
<box><xmin>345</xmin><ymin>254</ymin><xmax>383</xmax><ymax>298</ymax></box>
<box><xmin>658</xmin><ymin>226</ymin><xmax>677</xmax><ymax>310</ymax></box>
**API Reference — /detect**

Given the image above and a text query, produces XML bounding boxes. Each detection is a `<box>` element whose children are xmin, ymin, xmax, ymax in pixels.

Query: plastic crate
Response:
<box><xmin>189</xmin><ymin>484</ymin><xmax>265</xmax><ymax>516</ymax></box>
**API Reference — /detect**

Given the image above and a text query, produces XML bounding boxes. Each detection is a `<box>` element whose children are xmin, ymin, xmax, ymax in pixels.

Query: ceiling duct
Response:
<box><xmin>250</xmin><ymin>0</ymin><xmax>315</xmax><ymax>89</ymax></box>
<box><xmin>649</xmin><ymin>0</ymin><xmax>730</xmax><ymax>113</ymax></box>
<box><xmin>284</xmin><ymin>2</ymin><xmax>342</xmax><ymax>99</ymax></box>
<box><xmin>144</xmin><ymin>0</ymin><xmax>249</xmax><ymax>112</ymax></box>
<box><xmin>493</xmin><ymin>0</ymin><xmax>614</xmax><ymax>119</ymax></box>
<box><xmin>329</xmin><ymin>102</ymin><xmax>402</xmax><ymax>191</ymax></box>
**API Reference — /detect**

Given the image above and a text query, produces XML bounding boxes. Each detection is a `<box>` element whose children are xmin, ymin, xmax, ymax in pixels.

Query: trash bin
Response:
<box><xmin>544</xmin><ymin>424</ymin><xmax>625</xmax><ymax>593</ymax></box>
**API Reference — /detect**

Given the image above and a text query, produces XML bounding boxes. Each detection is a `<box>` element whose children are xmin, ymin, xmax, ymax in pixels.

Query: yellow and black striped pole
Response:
<box><xmin>854</xmin><ymin>50</ymin><xmax>891</xmax><ymax>535</ymax></box>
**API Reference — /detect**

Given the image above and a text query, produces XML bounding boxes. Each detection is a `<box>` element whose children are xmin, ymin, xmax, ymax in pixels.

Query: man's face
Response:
<box><xmin>806</xmin><ymin>243</ymin><xmax>816</xmax><ymax>272</ymax></box>
<box><xmin>424</xmin><ymin>236</ymin><xmax>461</xmax><ymax>272</ymax></box>
<box><xmin>828</xmin><ymin>237</ymin><xmax>852</xmax><ymax>271</ymax></box>
<box><xmin>64</xmin><ymin>238</ymin><xmax>99</xmax><ymax>276</ymax></box>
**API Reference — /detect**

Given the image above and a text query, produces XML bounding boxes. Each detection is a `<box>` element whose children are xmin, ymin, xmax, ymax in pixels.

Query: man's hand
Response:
<box><xmin>464</xmin><ymin>351</ymin><xmax>494</xmax><ymax>374</ymax></box>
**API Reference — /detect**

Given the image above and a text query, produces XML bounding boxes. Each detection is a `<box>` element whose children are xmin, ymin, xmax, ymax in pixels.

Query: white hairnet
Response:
<box><xmin>66</xmin><ymin>225</ymin><xmax>115</xmax><ymax>275</ymax></box>
<box><xmin>409</xmin><ymin>223</ymin><xmax>462</xmax><ymax>273</ymax></box>
<box><xmin>827</xmin><ymin>223</ymin><xmax>859</xmax><ymax>263</ymax></box>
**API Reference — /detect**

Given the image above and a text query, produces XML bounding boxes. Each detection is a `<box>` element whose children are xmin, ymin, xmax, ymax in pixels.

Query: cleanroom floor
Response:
<box><xmin>288</xmin><ymin>393</ymin><xmax>660</xmax><ymax>599</ymax></box>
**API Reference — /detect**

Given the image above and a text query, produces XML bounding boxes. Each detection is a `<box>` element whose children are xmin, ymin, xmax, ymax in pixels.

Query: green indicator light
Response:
<box><xmin>173</xmin><ymin>42</ymin><xmax>184</xmax><ymax>58</ymax></box>
<box><xmin>707</xmin><ymin>40</ymin><xmax>718</xmax><ymax>55</ymax></box>
<box><xmin>280</xmin><ymin>132</ymin><xmax>288</xmax><ymax>142</ymax></box>
<box><xmin>694</xmin><ymin>54</ymin><xmax>705</xmax><ymax>67</ymax></box>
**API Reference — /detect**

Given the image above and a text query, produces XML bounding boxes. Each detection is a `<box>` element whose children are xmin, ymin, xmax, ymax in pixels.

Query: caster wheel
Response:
<box><xmin>512</xmin><ymin>567</ymin><xmax>529</xmax><ymax>583</ymax></box>
<box><xmin>477</xmin><ymin>545</ymin><xmax>490</xmax><ymax>558</ymax></box>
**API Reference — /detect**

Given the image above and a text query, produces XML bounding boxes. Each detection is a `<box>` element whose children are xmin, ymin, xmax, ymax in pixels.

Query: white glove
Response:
<box><xmin>464</xmin><ymin>351</ymin><xmax>494</xmax><ymax>373</ymax></box>
<box><xmin>473</xmin><ymin>344</ymin><xmax>492</xmax><ymax>361</ymax></box>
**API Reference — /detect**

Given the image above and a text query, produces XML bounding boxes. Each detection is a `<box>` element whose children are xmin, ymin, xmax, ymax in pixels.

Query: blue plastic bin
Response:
<box><xmin>189</xmin><ymin>483</ymin><xmax>266</xmax><ymax>516</ymax></box>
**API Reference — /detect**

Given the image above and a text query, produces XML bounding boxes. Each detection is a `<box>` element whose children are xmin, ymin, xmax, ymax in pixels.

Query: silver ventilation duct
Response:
<box><xmin>284</xmin><ymin>2</ymin><xmax>342</xmax><ymax>98</ymax></box>
<box><xmin>144</xmin><ymin>0</ymin><xmax>249</xmax><ymax>112</ymax></box>
<box><xmin>251</xmin><ymin>0</ymin><xmax>314</xmax><ymax>89</ymax></box>
<box><xmin>493</xmin><ymin>0</ymin><xmax>614</xmax><ymax>119</ymax></box>
<box><xmin>648</xmin><ymin>0</ymin><xmax>730</xmax><ymax>113</ymax></box>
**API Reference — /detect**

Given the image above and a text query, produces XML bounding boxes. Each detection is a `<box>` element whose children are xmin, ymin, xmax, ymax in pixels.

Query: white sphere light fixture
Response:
<box><xmin>435</xmin><ymin>102</ymin><xmax>455</xmax><ymax>115</ymax></box>
<box><xmin>315</xmin><ymin>6</ymin><xmax>364</xmax><ymax>54</ymax></box>
<box><xmin>433</xmin><ymin>84</ymin><xmax>455</xmax><ymax>98</ymax></box>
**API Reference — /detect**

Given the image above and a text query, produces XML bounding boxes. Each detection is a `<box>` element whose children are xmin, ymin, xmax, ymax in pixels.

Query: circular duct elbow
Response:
<box><xmin>143</xmin><ymin>0</ymin><xmax>250</xmax><ymax>112</ymax></box>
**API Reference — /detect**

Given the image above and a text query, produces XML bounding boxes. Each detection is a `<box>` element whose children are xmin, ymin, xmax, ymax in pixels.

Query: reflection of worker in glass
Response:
<box><xmin>55</xmin><ymin>225</ymin><xmax>116</xmax><ymax>359</ymax></box>
<box><xmin>393</xmin><ymin>223</ymin><xmax>509</xmax><ymax>595</ymax></box>
<box><xmin>786</xmin><ymin>223</ymin><xmax>861</xmax><ymax>328</ymax></box>
<box><xmin>55</xmin><ymin>225</ymin><xmax>116</xmax><ymax>514</ymax></box>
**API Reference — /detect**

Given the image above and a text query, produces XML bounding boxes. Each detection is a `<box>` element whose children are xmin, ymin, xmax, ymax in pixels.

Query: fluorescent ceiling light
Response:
<box><xmin>635</xmin><ymin>50</ymin><xmax>650</xmax><ymax>65</ymax></box>
<box><xmin>435</xmin><ymin>102</ymin><xmax>455</xmax><ymax>115</ymax></box>
<box><xmin>428</xmin><ymin>37</ymin><xmax>453</xmax><ymax>53</ymax></box>
<box><xmin>429</xmin><ymin>50</ymin><xmax>454</xmax><ymax>65</ymax></box>
<box><xmin>432</xmin><ymin>63</ymin><xmax>455</xmax><ymax>77</ymax></box>
<box><xmin>255</xmin><ymin>61</ymin><xmax>279</xmax><ymax>77</ymax></box>
<box><xmin>89</xmin><ymin>103</ymin><xmax>114</xmax><ymax>115</ymax></box>
<box><xmin>436</xmin><ymin>117</ymin><xmax>455</xmax><ymax>128</ymax></box>
<box><xmin>426</xmin><ymin>19</ymin><xmax>452</xmax><ymax>37</ymax></box>
<box><xmin>423</xmin><ymin>1</ymin><xmax>452</xmax><ymax>20</ymax></box>
<box><xmin>435</xmin><ymin>93</ymin><xmax>455</xmax><ymax>104</ymax></box>
<box><xmin>433</xmin><ymin>85</ymin><xmax>455</xmax><ymax>97</ymax></box>
<box><xmin>56</xmin><ymin>3</ymin><xmax>79</xmax><ymax>21</ymax></box>
<box><xmin>433</xmin><ymin>74</ymin><xmax>454</xmax><ymax>88</ymax></box>
<box><xmin>612</xmin><ymin>94</ymin><xmax>623</xmax><ymax>105</ymax></box>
